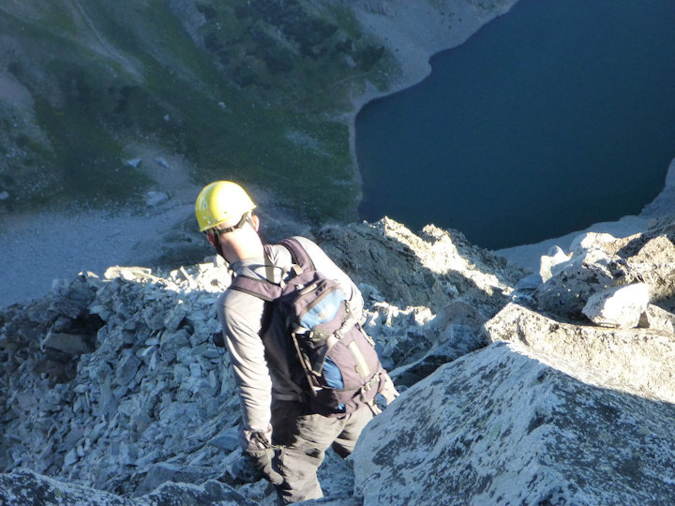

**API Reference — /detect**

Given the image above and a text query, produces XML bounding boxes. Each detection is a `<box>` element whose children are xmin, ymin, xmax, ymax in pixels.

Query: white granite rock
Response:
<box><xmin>582</xmin><ymin>283</ymin><xmax>650</xmax><ymax>328</ymax></box>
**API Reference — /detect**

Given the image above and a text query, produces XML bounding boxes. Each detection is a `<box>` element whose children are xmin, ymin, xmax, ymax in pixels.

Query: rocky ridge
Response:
<box><xmin>2</xmin><ymin>215</ymin><xmax>675</xmax><ymax>504</ymax></box>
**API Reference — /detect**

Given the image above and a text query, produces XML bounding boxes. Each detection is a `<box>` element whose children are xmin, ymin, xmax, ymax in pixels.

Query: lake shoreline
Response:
<box><xmin>351</xmin><ymin>0</ymin><xmax>675</xmax><ymax>251</ymax></box>
<box><xmin>344</xmin><ymin>0</ymin><xmax>521</xmax><ymax>203</ymax></box>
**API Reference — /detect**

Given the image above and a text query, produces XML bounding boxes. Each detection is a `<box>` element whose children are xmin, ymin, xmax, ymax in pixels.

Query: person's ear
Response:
<box><xmin>205</xmin><ymin>231</ymin><xmax>217</xmax><ymax>246</ymax></box>
<box><xmin>250</xmin><ymin>214</ymin><xmax>260</xmax><ymax>232</ymax></box>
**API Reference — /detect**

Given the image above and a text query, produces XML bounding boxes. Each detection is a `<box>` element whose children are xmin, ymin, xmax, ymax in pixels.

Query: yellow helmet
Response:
<box><xmin>195</xmin><ymin>181</ymin><xmax>256</xmax><ymax>232</ymax></box>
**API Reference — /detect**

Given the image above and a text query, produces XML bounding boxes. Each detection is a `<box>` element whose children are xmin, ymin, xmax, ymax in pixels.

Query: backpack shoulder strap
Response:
<box><xmin>230</xmin><ymin>275</ymin><xmax>281</xmax><ymax>301</ymax></box>
<box><xmin>279</xmin><ymin>237</ymin><xmax>316</xmax><ymax>272</ymax></box>
<box><xmin>229</xmin><ymin>240</ymin><xmax>302</xmax><ymax>301</ymax></box>
<box><xmin>230</xmin><ymin>238</ymin><xmax>314</xmax><ymax>301</ymax></box>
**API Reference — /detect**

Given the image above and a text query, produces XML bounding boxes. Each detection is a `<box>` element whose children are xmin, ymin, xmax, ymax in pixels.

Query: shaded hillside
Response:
<box><xmin>0</xmin><ymin>0</ymin><xmax>519</xmax><ymax>226</ymax></box>
<box><xmin>0</xmin><ymin>0</ymin><xmax>394</xmax><ymax>222</ymax></box>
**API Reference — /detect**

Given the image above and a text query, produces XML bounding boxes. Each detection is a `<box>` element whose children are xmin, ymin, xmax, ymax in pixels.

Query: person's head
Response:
<box><xmin>195</xmin><ymin>181</ymin><xmax>262</xmax><ymax>262</ymax></box>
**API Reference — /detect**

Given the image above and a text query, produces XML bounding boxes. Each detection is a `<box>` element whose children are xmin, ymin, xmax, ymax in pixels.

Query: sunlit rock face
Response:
<box><xmin>532</xmin><ymin>227</ymin><xmax>675</xmax><ymax>321</ymax></box>
<box><xmin>352</xmin><ymin>342</ymin><xmax>675</xmax><ymax>506</ymax></box>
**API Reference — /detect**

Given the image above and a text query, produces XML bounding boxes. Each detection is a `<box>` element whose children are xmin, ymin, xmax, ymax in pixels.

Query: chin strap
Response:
<box><xmin>208</xmin><ymin>229</ymin><xmax>226</xmax><ymax>259</ymax></box>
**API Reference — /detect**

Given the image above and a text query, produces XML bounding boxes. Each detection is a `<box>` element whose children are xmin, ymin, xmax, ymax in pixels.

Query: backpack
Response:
<box><xmin>230</xmin><ymin>237</ymin><xmax>385</xmax><ymax>415</ymax></box>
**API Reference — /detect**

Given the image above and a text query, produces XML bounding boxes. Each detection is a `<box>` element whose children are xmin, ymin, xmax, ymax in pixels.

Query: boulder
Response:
<box><xmin>581</xmin><ymin>283</ymin><xmax>650</xmax><ymax>328</ymax></box>
<box><xmin>352</xmin><ymin>342</ymin><xmax>675</xmax><ymax>505</ymax></box>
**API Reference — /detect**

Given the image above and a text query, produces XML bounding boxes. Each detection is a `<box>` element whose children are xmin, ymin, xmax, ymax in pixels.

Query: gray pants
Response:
<box><xmin>271</xmin><ymin>401</ymin><xmax>374</xmax><ymax>504</ymax></box>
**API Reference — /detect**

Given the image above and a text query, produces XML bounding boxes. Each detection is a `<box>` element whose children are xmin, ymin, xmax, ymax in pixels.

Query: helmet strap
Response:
<box><xmin>216</xmin><ymin>212</ymin><xmax>251</xmax><ymax>234</ymax></box>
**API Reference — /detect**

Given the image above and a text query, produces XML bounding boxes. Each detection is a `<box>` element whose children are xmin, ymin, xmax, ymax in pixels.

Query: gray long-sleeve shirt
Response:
<box><xmin>216</xmin><ymin>236</ymin><xmax>364</xmax><ymax>444</ymax></box>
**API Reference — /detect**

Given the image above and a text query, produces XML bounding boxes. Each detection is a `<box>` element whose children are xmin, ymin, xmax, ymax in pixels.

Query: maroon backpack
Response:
<box><xmin>230</xmin><ymin>238</ymin><xmax>385</xmax><ymax>415</ymax></box>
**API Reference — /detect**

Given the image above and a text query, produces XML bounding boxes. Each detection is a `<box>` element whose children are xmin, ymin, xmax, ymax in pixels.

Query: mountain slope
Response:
<box><xmin>0</xmin><ymin>0</ymin><xmax>390</xmax><ymax>221</ymax></box>
<box><xmin>0</xmin><ymin>0</ymin><xmax>517</xmax><ymax>224</ymax></box>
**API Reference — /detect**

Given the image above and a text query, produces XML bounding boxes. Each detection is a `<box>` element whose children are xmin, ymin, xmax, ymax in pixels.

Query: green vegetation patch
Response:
<box><xmin>0</xmin><ymin>0</ymin><xmax>400</xmax><ymax>224</ymax></box>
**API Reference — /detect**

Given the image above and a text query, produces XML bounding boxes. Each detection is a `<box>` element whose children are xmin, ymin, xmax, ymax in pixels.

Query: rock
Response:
<box><xmin>352</xmin><ymin>342</ymin><xmax>675</xmax><ymax>505</ymax></box>
<box><xmin>568</xmin><ymin>231</ymin><xmax>624</xmax><ymax>255</ymax></box>
<box><xmin>144</xmin><ymin>191</ymin><xmax>169</xmax><ymax>207</ymax></box>
<box><xmin>640</xmin><ymin>304</ymin><xmax>675</xmax><ymax>333</ymax></box>
<box><xmin>0</xmin><ymin>469</ymin><xmax>129</xmax><ymax>505</ymax></box>
<box><xmin>155</xmin><ymin>157</ymin><xmax>170</xmax><ymax>168</ymax></box>
<box><xmin>0</xmin><ymin>468</ymin><xmax>255</xmax><ymax>506</ymax></box>
<box><xmin>581</xmin><ymin>283</ymin><xmax>650</xmax><ymax>328</ymax></box>
<box><xmin>533</xmin><ymin>244</ymin><xmax>630</xmax><ymax>321</ymax></box>
<box><xmin>484</xmin><ymin>303</ymin><xmax>675</xmax><ymax>403</ymax></box>
<box><xmin>390</xmin><ymin>329</ymin><xmax>483</xmax><ymax>389</ymax></box>
<box><xmin>3</xmin><ymin>217</ymin><xmax>675</xmax><ymax>505</ymax></box>
<box><xmin>532</xmin><ymin>229</ymin><xmax>675</xmax><ymax>321</ymax></box>
<box><xmin>514</xmin><ymin>272</ymin><xmax>542</xmax><ymax>292</ymax></box>
<box><xmin>539</xmin><ymin>245</ymin><xmax>571</xmax><ymax>282</ymax></box>
<box><xmin>623</xmin><ymin>234</ymin><xmax>675</xmax><ymax>312</ymax></box>
<box><xmin>136</xmin><ymin>463</ymin><xmax>211</xmax><ymax>496</ymax></box>
<box><xmin>317</xmin><ymin>218</ymin><xmax>526</xmax><ymax>316</ymax></box>
<box><xmin>42</xmin><ymin>329</ymin><xmax>96</xmax><ymax>355</ymax></box>
<box><xmin>143</xmin><ymin>480</ymin><xmax>257</xmax><ymax>506</ymax></box>
<box><xmin>641</xmin><ymin>158</ymin><xmax>675</xmax><ymax>218</ymax></box>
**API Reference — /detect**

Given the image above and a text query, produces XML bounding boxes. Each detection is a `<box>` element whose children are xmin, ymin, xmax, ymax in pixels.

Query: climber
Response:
<box><xmin>195</xmin><ymin>181</ymin><xmax>397</xmax><ymax>504</ymax></box>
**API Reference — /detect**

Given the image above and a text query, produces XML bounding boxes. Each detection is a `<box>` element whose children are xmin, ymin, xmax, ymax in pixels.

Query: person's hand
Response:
<box><xmin>245</xmin><ymin>431</ymin><xmax>283</xmax><ymax>486</ymax></box>
<box><xmin>380</xmin><ymin>372</ymin><xmax>400</xmax><ymax>405</ymax></box>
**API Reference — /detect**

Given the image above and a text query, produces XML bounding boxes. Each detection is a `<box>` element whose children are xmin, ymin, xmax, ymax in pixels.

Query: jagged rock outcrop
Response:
<box><xmin>531</xmin><ymin>223</ymin><xmax>675</xmax><ymax>321</ymax></box>
<box><xmin>2</xmin><ymin>218</ymin><xmax>675</xmax><ymax>505</ymax></box>
<box><xmin>317</xmin><ymin>218</ymin><xmax>522</xmax><ymax>317</ymax></box>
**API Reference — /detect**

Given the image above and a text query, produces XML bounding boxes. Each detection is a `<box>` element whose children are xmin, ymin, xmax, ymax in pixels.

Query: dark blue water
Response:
<box><xmin>356</xmin><ymin>0</ymin><xmax>675</xmax><ymax>249</ymax></box>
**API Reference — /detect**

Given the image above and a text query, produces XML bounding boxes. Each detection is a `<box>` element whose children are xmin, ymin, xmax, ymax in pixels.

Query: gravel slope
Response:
<box><xmin>0</xmin><ymin>150</ymin><xmax>206</xmax><ymax>309</ymax></box>
<box><xmin>0</xmin><ymin>199</ymin><xmax>199</xmax><ymax>309</ymax></box>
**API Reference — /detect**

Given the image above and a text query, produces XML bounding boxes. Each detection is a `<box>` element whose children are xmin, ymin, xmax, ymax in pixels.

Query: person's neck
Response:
<box><xmin>231</xmin><ymin>243</ymin><xmax>264</xmax><ymax>262</ymax></box>
<box><xmin>221</xmin><ymin>231</ymin><xmax>264</xmax><ymax>264</ymax></box>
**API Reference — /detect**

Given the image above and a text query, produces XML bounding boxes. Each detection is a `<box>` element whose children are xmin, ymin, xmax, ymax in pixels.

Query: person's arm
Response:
<box><xmin>217</xmin><ymin>292</ymin><xmax>282</xmax><ymax>484</ymax></box>
<box><xmin>218</xmin><ymin>297</ymin><xmax>272</xmax><ymax>432</ymax></box>
<box><xmin>217</xmin><ymin>293</ymin><xmax>272</xmax><ymax>441</ymax></box>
